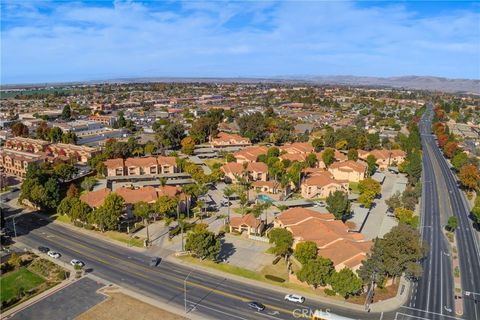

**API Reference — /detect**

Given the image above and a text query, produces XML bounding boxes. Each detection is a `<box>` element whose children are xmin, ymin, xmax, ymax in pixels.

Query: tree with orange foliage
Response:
<box><xmin>443</xmin><ymin>141</ymin><xmax>459</xmax><ymax>159</ymax></box>
<box><xmin>66</xmin><ymin>184</ymin><xmax>79</xmax><ymax>198</ymax></box>
<box><xmin>459</xmin><ymin>164</ymin><xmax>480</xmax><ymax>191</ymax></box>
<box><xmin>437</xmin><ymin>134</ymin><xmax>448</xmax><ymax>148</ymax></box>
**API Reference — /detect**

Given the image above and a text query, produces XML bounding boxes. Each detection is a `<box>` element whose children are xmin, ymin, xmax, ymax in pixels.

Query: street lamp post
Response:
<box><xmin>184</xmin><ymin>271</ymin><xmax>193</xmax><ymax>313</ymax></box>
<box><xmin>12</xmin><ymin>216</ymin><xmax>17</xmax><ymax>239</ymax></box>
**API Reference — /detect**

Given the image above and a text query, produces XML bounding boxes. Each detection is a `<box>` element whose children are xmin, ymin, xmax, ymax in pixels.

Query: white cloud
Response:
<box><xmin>1</xmin><ymin>0</ymin><xmax>479</xmax><ymax>83</ymax></box>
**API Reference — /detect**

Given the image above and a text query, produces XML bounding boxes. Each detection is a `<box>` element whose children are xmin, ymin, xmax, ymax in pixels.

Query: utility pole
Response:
<box><xmin>184</xmin><ymin>271</ymin><xmax>193</xmax><ymax>313</ymax></box>
<box><xmin>12</xmin><ymin>216</ymin><xmax>17</xmax><ymax>239</ymax></box>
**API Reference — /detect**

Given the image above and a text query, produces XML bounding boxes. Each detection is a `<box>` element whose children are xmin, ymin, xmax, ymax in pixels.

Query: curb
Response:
<box><xmin>167</xmin><ymin>255</ymin><xmax>400</xmax><ymax>314</ymax></box>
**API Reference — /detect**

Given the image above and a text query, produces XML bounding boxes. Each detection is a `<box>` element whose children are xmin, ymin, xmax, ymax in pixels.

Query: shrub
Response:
<box><xmin>264</xmin><ymin>274</ymin><xmax>285</xmax><ymax>283</ymax></box>
<box><xmin>0</xmin><ymin>262</ymin><xmax>14</xmax><ymax>273</ymax></box>
<box><xmin>324</xmin><ymin>288</ymin><xmax>336</xmax><ymax>296</ymax></box>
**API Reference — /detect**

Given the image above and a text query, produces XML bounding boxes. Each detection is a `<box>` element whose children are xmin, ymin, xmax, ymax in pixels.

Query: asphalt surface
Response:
<box><xmin>10</xmin><ymin>277</ymin><xmax>106</xmax><ymax>320</ymax></box>
<box><xmin>6</xmin><ymin>211</ymin><xmax>382</xmax><ymax>320</ymax></box>
<box><xmin>395</xmin><ymin>103</ymin><xmax>480</xmax><ymax>320</ymax></box>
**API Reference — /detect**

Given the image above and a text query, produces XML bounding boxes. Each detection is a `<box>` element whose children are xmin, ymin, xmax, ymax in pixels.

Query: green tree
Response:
<box><xmin>330</xmin><ymin>268</ymin><xmax>363</xmax><ymax>298</ymax></box>
<box><xmin>62</xmin><ymin>131</ymin><xmax>78</xmax><ymax>144</ymax></box>
<box><xmin>347</xmin><ymin>149</ymin><xmax>358</xmax><ymax>161</ymax></box>
<box><xmin>134</xmin><ymin>201</ymin><xmax>152</xmax><ymax>245</ymax></box>
<box><xmin>326</xmin><ymin>191</ymin><xmax>350</xmax><ymax>220</ymax></box>
<box><xmin>70</xmin><ymin>197</ymin><xmax>91</xmax><ymax>223</ymax></box>
<box><xmin>268</xmin><ymin>228</ymin><xmax>293</xmax><ymax>257</ymax></box>
<box><xmin>81</xmin><ymin>176</ymin><xmax>97</xmax><ymax>191</ymax></box>
<box><xmin>94</xmin><ymin>193</ymin><xmax>125</xmax><ymax>231</ymax></box>
<box><xmin>358</xmin><ymin>190</ymin><xmax>376</xmax><ymax>209</ymax></box>
<box><xmin>294</xmin><ymin>241</ymin><xmax>318</xmax><ymax>264</ymax></box>
<box><xmin>394</xmin><ymin>207</ymin><xmax>419</xmax><ymax>228</ymax></box>
<box><xmin>451</xmin><ymin>152</ymin><xmax>469</xmax><ymax>171</ymax></box>
<box><xmin>405</xmin><ymin>151</ymin><xmax>422</xmax><ymax>184</ymax></box>
<box><xmin>181</xmin><ymin>136</ymin><xmax>196</xmax><ymax>155</ymax></box>
<box><xmin>237</xmin><ymin>112</ymin><xmax>267</xmax><ymax>143</ymax></box>
<box><xmin>48</xmin><ymin>127</ymin><xmax>64</xmax><ymax>142</ymax></box>
<box><xmin>144</xmin><ymin>141</ymin><xmax>157</xmax><ymax>155</ymax></box>
<box><xmin>225</xmin><ymin>153</ymin><xmax>235</xmax><ymax>162</ymax></box>
<box><xmin>366</xmin><ymin>155</ymin><xmax>377</xmax><ymax>176</ymax></box>
<box><xmin>385</xmin><ymin>191</ymin><xmax>402</xmax><ymax>211</ymax></box>
<box><xmin>115</xmin><ymin>111</ymin><xmax>127</xmax><ymax>128</ymax></box>
<box><xmin>446</xmin><ymin>216</ymin><xmax>458</xmax><ymax>232</ymax></box>
<box><xmin>61</xmin><ymin>105</ymin><xmax>72</xmax><ymax>120</ymax></box>
<box><xmin>296</xmin><ymin>256</ymin><xmax>334</xmax><ymax>288</ymax></box>
<box><xmin>305</xmin><ymin>153</ymin><xmax>317</xmax><ymax>168</ymax></box>
<box><xmin>53</xmin><ymin>162</ymin><xmax>78</xmax><ymax>181</ymax></box>
<box><xmin>358</xmin><ymin>178</ymin><xmax>381</xmax><ymax>196</ymax></box>
<box><xmin>223</xmin><ymin>186</ymin><xmax>235</xmax><ymax>224</ymax></box>
<box><xmin>312</xmin><ymin>138</ymin><xmax>324</xmax><ymax>152</ymax></box>
<box><xmin>11</xmin><ymin>122</ymin><xmax>30</xmax><ymax>137</ymax></box>
<box><xmin>185</xmin><ymin>225</ymin><xmax>221</xmax><ymax>260</ymax></box>
<box><xmin>322</xmin><ymin>148</ymin><xmax>335</xmax><ymax>167</ymax></box>
<box><xmin>155</xmin><ymin>196</ymin><xmax>178</xmax><ymax>219</ymax></box>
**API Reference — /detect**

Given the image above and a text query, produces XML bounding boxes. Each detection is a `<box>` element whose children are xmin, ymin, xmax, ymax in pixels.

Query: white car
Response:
<box><xmin>47</xmin><ymin>251</ymin><xmax>61</xmax><ymax>259</ymax></box>
<box><xmin>284</xmin><ymin>294</ymin><xmax>305</xmax><ymax>303</ymax></box>
<box><xmin>70</xmin><ymin>259</ymin><xmax>85</xmax><ymax>267</ymax></box>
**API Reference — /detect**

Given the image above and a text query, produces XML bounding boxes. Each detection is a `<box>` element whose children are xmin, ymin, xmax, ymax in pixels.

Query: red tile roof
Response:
<box><xmin>329</xmin><ymin>160</ymin><xmax>366</xmax><ymax>173</ymax></box>
<box><xmin>80</xmin><ymin>188</ymin><xmax>111</xmax><ymax>208</ymax></box>
<box><xmin>230</xmin><ymin>213</ymin><xmax>262</xmax><ymax>229</ymax></box>
<box><xmin>116</xmin><ymin>186</ymin><xmax>158</xmax><ymax>204</ymax></box>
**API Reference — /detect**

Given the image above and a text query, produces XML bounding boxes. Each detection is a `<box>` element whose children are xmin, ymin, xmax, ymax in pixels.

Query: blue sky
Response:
<box><xmin>1</xmin><ymin>0</ymin><xmax>479</xmax><ymax>84</ymax></box>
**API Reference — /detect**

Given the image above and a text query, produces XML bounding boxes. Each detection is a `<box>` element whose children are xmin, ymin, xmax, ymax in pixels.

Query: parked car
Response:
<box><xmin>70</xmin><ymin>259</ymin><xmax>85</xmax><ymax>267</ymax></box>
<box><xmin>11</xmin><ymin>187</ymin><xmax>19</xmax><ymax>192</ymax></box>
<box><xmin>220</xmin><ymin>199</ymin><xmax>231</xmax><ymax>207</ymax></box>
<box><xmin>284</xmin><ymin>294</ymin><xmax>305</xmax><ymax>303</ymax></box>
<box><xmin>149</xmin><ymin>257</ymin><xmax>161</xmax><ymax>267</ymax></box>
<box><xmin>47</xmin><ymin>251</ymin><xmax>61</xmax><ymax>259</ymax></box>
<box><xmin>38</xmin><ymin>246</ymin><xmax>50</xmax><ymax>253</ymax></box>
<box><xmin>247</xmin><ymin>301</ymin><xmax>265</xmax><ymax>311</ymax></box>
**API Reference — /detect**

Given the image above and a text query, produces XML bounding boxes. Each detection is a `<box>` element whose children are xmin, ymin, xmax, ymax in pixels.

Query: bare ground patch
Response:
<box><xmin>76</xmin><ymin>290</ymin><xmax>186</xmax><ymax>320</ymax></box>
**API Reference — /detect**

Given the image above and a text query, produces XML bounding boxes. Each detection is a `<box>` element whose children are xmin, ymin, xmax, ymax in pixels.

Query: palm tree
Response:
<box><xmin>223</xmin><ymin>186</ymin><xmax>235</xmax><ymax>224</ymax></box>
<box><xmin>262</xmin><ymin>201</ymin><xmax>272</xmax><ymax>226</ymax></box>
<box><xmin>159</xmin><ymin>176</ymin><xmax>167</xmax><ymax>187</ymax></box>
<box><xmin>133</xmin><ymin>201</ymin><xmax>152</xmax><ymax>247</ymax></box>
<box><xmin>182</xmin><ymin>183</ymin><xmax>198</xmax><ymax>219</ymax></box>
<box><xmin>133</xmin><ymin>146</ymin><xmax>144</xmax><ymax>157</ymax></box>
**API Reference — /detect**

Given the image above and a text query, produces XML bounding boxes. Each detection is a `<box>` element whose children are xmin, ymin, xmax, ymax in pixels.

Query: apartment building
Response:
<box><xmin>104</xmin><ymin>156</ymin><xmax>178</xmax><ymax>177</ymax></box>
<box><xmin>210</xmin><ymin>132</ymin><xmax>251</xmax><ymax>148</ymax></box>
<box><xmin>0</xmin><ymin>149</ymin><xmax>45</xmax><ymax>178</ymax></box>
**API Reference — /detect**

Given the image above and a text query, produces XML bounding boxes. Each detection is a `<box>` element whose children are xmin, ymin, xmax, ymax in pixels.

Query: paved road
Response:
<box><xmin>426</xmin><ymin>109</ymin><xmax>480</xmax><ymax>319</ymax></box>
<box><xmin>6</xmin><ymin>211</ymin><xmax>383</xmax><ymax>320</ymax></box>
<box><xmin>396</xmin><ymin>103</ymin><xmax>480</xmax><ymax>320</ymax></box>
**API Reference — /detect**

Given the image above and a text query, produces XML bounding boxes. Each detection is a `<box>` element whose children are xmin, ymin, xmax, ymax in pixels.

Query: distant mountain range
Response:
<box><xmin>2</xmin><ymin>75</ymin><xmax>479</xmax><ymax>94</ymax></box>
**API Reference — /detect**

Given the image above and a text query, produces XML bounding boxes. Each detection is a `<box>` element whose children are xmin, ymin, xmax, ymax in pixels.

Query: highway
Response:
<box><xmin>396</xmin><ymin>103</ymin><xmax>480</xmax><ymax>320</ymax></box>
<box><xmin>5</xmin><ymin>208</ymin><xmax>383</xmax><ymax>320</ymax></box>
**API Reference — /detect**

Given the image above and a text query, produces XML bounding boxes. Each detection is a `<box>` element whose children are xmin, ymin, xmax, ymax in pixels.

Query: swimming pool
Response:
<box><xmin>257</xmin><ymin>194</ymin><xmax>274</xmax><ymax>203</ymax></box>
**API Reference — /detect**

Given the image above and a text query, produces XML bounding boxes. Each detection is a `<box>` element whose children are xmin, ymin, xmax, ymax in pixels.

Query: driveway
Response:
<box><xmin>10</xmin><ymin>277</ymin><xmax>106</xmax><ymax>320</ymax></box>
<box><xmin>360</xmin><ymin>172</ymin><xmax>407</xmax><ymax>240</ymax></box>
<box><xmin>218</xmin><ymin>234</ymin><xmax>272</xmax><ymax>271</ymax></box>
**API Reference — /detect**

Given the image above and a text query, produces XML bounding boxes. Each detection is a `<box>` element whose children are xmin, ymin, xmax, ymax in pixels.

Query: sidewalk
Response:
<box><xmin>32</xmin><ymin>211</ymin><xmax>147</xmax><ymax>253</ymax></box>
<box><xmin>167</xmin><ymin>254</ymin><xmax>407</xmax><ymax>313</ymax></box>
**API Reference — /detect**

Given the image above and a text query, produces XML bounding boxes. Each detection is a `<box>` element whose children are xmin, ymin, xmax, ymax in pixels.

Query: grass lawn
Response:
<box><xmin>104</xmin><ymin>231</ymin><xmax>145</xmax><ymax>248</ymax></box>
<box><xmin>52</xmin><ymin>213</ymin><xmax>71</xmax><ymax>223</ymax></box>
<box><xmin>178</xmin><ymin>256</ymin><xmax>327</xmax><ymax>297</ymax></box>
<box><xmin>349</xmin><ymin>182</ymin><xmax>360</xmax><ymax>194</ymax></box>
<box><xmin>1</xmin><ymin>267</ymin><xmax>45</xmax><ymax>304</ymax></box>
<box><xmin>203</xmin><ymin>158</ymin><xmax>225</xmax><ymax>169</ymax></box>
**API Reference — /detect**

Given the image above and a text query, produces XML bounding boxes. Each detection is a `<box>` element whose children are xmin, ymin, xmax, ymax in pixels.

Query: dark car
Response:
<box><xmin>247</xmin><ymin>301</ymin><xmax>265</xmax><ymax>312</ymax></box>
<box><xmin>149</xmin><ymin>257</ymin><xmax>161</xmax><ymax>267</ymax></box>
<box><xmin>38</xmin><ymin>246</ymin><xmax>50</xmax><ymax>253</ymax></box>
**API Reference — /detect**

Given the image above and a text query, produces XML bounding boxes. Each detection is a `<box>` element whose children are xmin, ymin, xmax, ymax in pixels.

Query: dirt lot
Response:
<box><xmin>77</xmin><ymin>291</ymin><xmax>186</xmax><ymax>320</ymax></box>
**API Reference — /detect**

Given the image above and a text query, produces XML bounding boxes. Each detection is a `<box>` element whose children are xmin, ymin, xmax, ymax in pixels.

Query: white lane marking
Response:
<box><xmin>255</xmin><ymin>311</ymin><xmax>283</xmax><ymax>319</ymax></box>
<box><xmin>185</xmin><ymin>299</ymin><xmax>248</xmax><ymax>320</ymax></box>
<box><xmin>400</xmin><ymin>306</ymin><xmax>465</xmax><ymax>320</ymax></box>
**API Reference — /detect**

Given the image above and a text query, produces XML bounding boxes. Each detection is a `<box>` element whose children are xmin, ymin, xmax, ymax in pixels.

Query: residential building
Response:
<box><xmin>104</xmin><ymin>156</ymin><xmax>178</xmax><ymax>177</ymax></box>
<box><xmin>274</xmin><ymin>207</ymin><xmax>371</xmax><ymax>271</ymax></box>
<box><xmin>209</xmin><ymin>132</ymin><xmax>251</xmax><ymax>148</ymax></box>
<box><xmin>315</xmin><ymin>150</ymin><xmax>347</xmax><ymax>169</ymax></box>
<box><xmin>229</xmin><ymin>213</ymin><xmax>264</xmax><ymax>236</ymax></box>
<box><xmin>88</xmin><ymin>115</ymin><xmax>117</xmax><ymax>126</ymax></box>
<box><xmin>358</xmin><ymin>149</ymin><xmax>406</xmax><ymax>170</ymax></box>
<box><xmin>328</xmin><ymin>160</ymin><xmax>367</xmax><ymax>182</ymax></box>
<box><xmin>221</xmin><ymin>161</ymin><xmax>268</xmax><ymax>183</ymax></box>
<box><xmin>301</xmin><ymin>171</ymin><xmax>349</xmax><ymax>199</ymax></box>
<box><xmin>4</xmin><ymin>137</ymin><xmax>99</xmax><ymax>164</ymax></box>
<box><xmin>0</xmin><ymin>149</ymin><xmax>45</xmax><ymax>178</ymax></box>
<box><xmin>233</xmin><ymin>146</ymin><xmax>268</xmax><ymax>163</ymax></box>
<box><xmin>279</xmin><ymin>142</ymin><xmax>314</xmax><ymax>155</ymax></box>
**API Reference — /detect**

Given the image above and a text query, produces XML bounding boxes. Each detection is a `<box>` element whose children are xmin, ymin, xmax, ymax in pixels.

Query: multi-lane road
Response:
<box><xmin>6</xmin><ymin>209</ymin><xmax>382</xmax><ymax>320</ymax></box>
<box><xmin>2</xmin><ymin>103</ymin><xmax>479</xmax><ymax>320</ymax></box>
<box><xmin>397</xmin><ymin>103</ymin><xmax>480</xmax><ymax>320</ymax></box>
